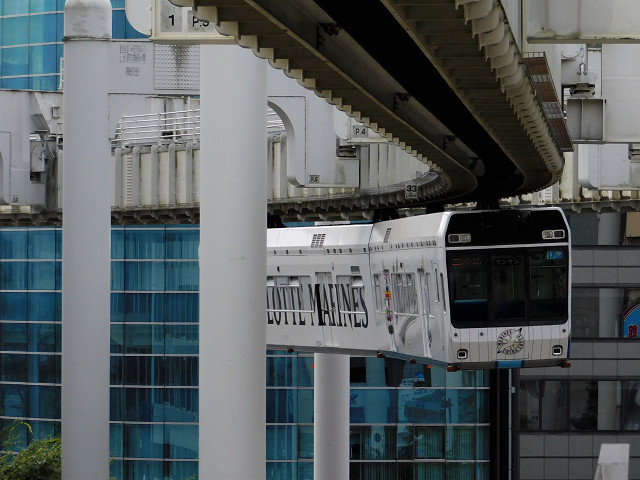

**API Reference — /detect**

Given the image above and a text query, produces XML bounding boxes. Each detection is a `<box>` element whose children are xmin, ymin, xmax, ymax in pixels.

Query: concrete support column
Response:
<box><xmin>61</xmin><ymin>1</ymin><xmax>112</xmax><ymax>479</ymax></box>
<box><xmin>314</xmin><ymin>353</ymin><xmax>350</xmax><ymax>479</ymax></box>
<box><xmin>199</xmin><ymin>45</ymin><xmax>267</xmax><ymax>480</ymax></box>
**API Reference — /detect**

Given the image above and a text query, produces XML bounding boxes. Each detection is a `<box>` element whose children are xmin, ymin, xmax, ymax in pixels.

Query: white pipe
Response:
<box><xmin>199</xmin><ymin>44</ymin><xmax>267</xmax><ymax>480</ymax></box>
<box><xmin>61</xmin><ymin>1</ymin><xmax>112</xmax><ymax>479</ymax></box>
<box><xmin>314</xmin><ymin>353</ymin><xmax>350</xmax><ymax>479</ymax></box>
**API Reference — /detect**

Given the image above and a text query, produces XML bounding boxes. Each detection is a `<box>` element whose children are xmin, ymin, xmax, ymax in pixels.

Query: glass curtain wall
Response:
<box><xmin>0</xmin><ymin>0</ymin><xmax>145</xmax><ymax>91</ymax></box>
<box><xmin>0</xmin><ymin>228</ymin><xmax>62</xmax><ymax>448</ymax></box>
<box><xmin>0</xmin><ymin>225</ymin><xmax>492</xmax><ymax>480</ymax></box>
<box><xmin>266</xmin><ymin>353</ymin><xmax>492</xmax><ymax>480</ymax></box>
<box><xmin>110</xmin><ymin>225</ymin><xmax>200</xmax><ymax>480</ymax></box>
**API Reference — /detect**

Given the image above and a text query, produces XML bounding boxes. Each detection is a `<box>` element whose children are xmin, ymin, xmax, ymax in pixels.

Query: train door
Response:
<box><xmin>418</xmin><ymin>268</ymin><xmax>434</xmax><ymax>358</ymax></box>
<box><xmin>314</xmin><ymin>272</ymin><xmax>335</xmax><ymax>347</ymax></box>
<box><xmin>430</xmin><ymin>262</ymin><xmax>446</xmax><ymax>353</ymax></box>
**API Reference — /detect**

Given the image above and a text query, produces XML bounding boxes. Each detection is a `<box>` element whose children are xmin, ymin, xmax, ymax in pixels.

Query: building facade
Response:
<box><xmin>0</xmin><ymin>0</ymin><xmax>144</xmax><ymax>91</ymax></box>
<box><xmin>0</xmin><ymin>223</ymin><xmax>496</xmax><ymax>479</ymax></box>
<box><xmin>518</xmin><ymin>211</ymin><xmax>640</xmax><ymax>480</ymax></box>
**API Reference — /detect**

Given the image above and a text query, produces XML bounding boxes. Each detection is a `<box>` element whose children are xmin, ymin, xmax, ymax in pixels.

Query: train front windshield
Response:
<box><xmin>447</xmin><ymin>248</ymin><xmax>568</xmax><ymax>327</ymax></box>
<box><xmin>444</xmin><ymin>209</ymin><xmax>570</xmax><ymax>329</ymax></box>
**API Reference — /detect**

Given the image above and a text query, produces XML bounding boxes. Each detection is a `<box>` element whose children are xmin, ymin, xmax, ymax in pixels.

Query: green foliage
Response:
<box><xmin>0</xmin><ymin>421</ymin><xmax>61</xmax><ymax>480</ymax></box>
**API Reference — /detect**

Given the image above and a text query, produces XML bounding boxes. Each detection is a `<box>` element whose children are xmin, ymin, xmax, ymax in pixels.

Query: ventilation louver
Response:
<box><xmin>383</xmin><ymin>228</ymin><xmax>392</xmax><ymax>243</ymax></box>
<box><xmin>311</xmin><ymin>233</ymin><xmax>326</xmax><ymax>248</ymax></box>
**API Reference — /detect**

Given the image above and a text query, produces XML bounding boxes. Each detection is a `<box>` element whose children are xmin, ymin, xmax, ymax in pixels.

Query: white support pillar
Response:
<box><xmin>61</xmin><ymin>1</ymin><xmax>112</xmax><ymax>479</ymax></box>
<box><xmin>314</xmin><ymin>353</ymin><xmax>350</xmax><ymax>479</ymax></box>
<box><xmin>199</xmin><ymin>45</ymin><xmax>267</xmax><ymax>480</ymax></box>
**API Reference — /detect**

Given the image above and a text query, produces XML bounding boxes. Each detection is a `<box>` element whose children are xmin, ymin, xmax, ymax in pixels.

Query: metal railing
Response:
<box><xmin>112</xmin><ymin>109</ymin><xmax>201</xmax><ymax>149</ymax></box>
<box><xmin>112</xmin><ymin>108</ymin><xmax>285</xmax><ymax>149</ymax></box>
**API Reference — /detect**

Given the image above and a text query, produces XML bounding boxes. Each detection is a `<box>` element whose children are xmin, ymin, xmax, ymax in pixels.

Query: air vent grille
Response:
<box><xmin>311</xmin><ymin>233</ymin><xmax>326</xmax><ymax>248</ymax></box>
<box><xmin>383</xmin><ymin>228</ymin><xmax>392</xmax><ymax>243</ymax></box>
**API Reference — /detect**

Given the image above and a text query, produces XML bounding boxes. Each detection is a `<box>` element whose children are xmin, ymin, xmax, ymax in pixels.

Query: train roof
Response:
<box><xmin>267</xmin><ymin>223</ymin><xmax>373</xmax><ymax>255</ymax></box>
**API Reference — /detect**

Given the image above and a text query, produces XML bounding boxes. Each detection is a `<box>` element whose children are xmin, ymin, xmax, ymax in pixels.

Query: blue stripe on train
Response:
<box><xmin>495</xmin><ymin>360</ymin><xmax>525</xmax><ymax>369</ymax></box>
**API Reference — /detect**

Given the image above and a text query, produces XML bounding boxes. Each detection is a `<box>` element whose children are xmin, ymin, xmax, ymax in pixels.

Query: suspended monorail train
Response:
<box><xmin>266</xmin><ymin>208</ymin><xmax>571</xmax><ymax>370</ymax></box>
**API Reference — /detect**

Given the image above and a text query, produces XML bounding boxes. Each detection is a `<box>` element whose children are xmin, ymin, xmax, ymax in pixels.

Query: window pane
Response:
<box><xmin>165</xmin><ymin>388</ymin><xmax>198</xmax><ymax>422</ymax></box>
<box><xmin>165</xmin><ymin>425</ymin><xmax>198</xmax><ymax>459</ymax></box>
<box><xmin>2</xmin><ymin>17</ymin><xmax>28</xmax><ymax>45</ymax></box>
<box><xmin>266</xmin><ymin>389</ymin><xmax>297</xmax><ymax>423</ymax></box>
<box><xmin>167</xmin><ymin>461</ymin><xmax>198</xmax><ymax>480</ymax></box>
<box><xmin>519</xmin><ymin>380</ymin><xmax>541</xmax><ymax>431</ymax></box>
<box><xmin>164</xmin><ymin>357</ymin><xmax>198</xmax><ymax>386</ymax></box>
<box><xmin>28</xmin><ymin>292</ymin><xmax>60</xmax><ymax>322</ymax></box>
<box><xmin>2</xmin><ymin>47</ymin><xmax>28</xmax><ymax>76</ymax></box>
<box><xmin>29</xmin><ymin>14</ymin><xmax>60</xmax><ymax>44</ymax></box>
<box><xmin>28</xmin><ymin>354</ymin><xmax>60</xmax><ymax>383</ymax></box>
<box><xmin>28</xmin><ymin>230</ymin><xmax>57</xmax><ymax>259</ymax></box>
<box><xmin>112</xmin><ymin>229</ymin><xmax>124</xmax><ymax>259</ymax></box>
<box><xmin>570</xmin><ymin>380</ymin><xmax>620</xmax><ymax>430</ymax></box>
<box><xmin>446</xmin><ymin>389</ymin><xmax>477</xmax><ymax>424</ymax></box>
<box><xmin>351</xmin><ymin>389</ymin><xmax>397</xmax><ymax>423</ymax></box>
<box><xmin>415</xmin><ymin>426</ymin><xmax>445</xmax><ymax>459</ymax></box>
<box><xmin>122</xmin><ymin>460</ymin><xmax>164</xmax><ymax>480</ymax></box>
<box><xmin>266</xmin><ymin>425</ymin><xmax>297</xmax><ymax>460</ymax></box>
<box><xmin>541</xmin><ymin>380</ymin><xmax>567</xmax><ymax>430</ymax></box>
<box><xmin>29</xmin><ymin>323</ymin><xmax>61</xmax><ymax>352</ymax></box>
<box><xmin>165</xmin><ymin>325</ymin><xmax>198</xmax><ymax>354</ymax></box>
<box><xmin>297</xmin><ymin>356</ymin><xmax>314</xmax><ymax>387</ymax></box>
<box><xmin>266</xmin><ymin>462</ymin><xmax>297</xmax><ymax>479</ymax></box>
<box><xmin>447</xmin><ymin>253</ymin><xmax>488</xmax><ymax>327</ymax></box>
<box><xmin>123</xmin><ymin>424</ymin><xmax>164</xmax><ymax>458</ymax></box>
<box><xmin>492</xmin><ymin>253</ymin><xmax>525</xmax><ymax>320</ymax></box>
<box><xmin>0</xmin><ymin>322</ymin><xmax>27</xmax><ymax>350</ymax></box>
<box><xmin>350</xmin><ymin>426</ymin><xmax>397</xmax><ymax>460</ymax></box>
<box><xmin>165</xmin><ymin>293</ymin><xmax>198</xmax><ymax>323</ymax></box>
<box><xmin>446</xmin><ymin>426</ymin><xmax>475</xmax><ymax>460</ymax></box>
<box><xmin>2</xmin><ymin>262</ymin><xmax>27</xmax><ymax>289</ymax></box>
<box><xmin>28</xmin><ymin>261</ymin><xmax>58</xmax><ymax>290</ymax></box>
<box><xmin>1</xmin><ymin>292</ymin><xmax>27</xmax><ymax>320</ymax></box>
<box><xmin>29</xmin><ymin>44</ymin><xmax>59</xmax><ymax>75</ymax></box>
<box><xmin>398</xmin><ymin>388</ymin><xmax>445</xmax><ymax>424</ymax></box>
<box><xmin>125</xmin><ymin>293</ymin><xmax>164</xmax><ymax>322</ymax></box>
<box><xmin>299</xmin><ymin>425</ymin><xmax>314</xmax><ymax>459</ymax></box>
<box><xmin>166</xmin><ymin>229</ymin><xmax>199</xmax><ymax>259</ymax></box>
<box><xmin>622</xmin><ymin>381</ymin><xmax>640</xmax><ymax>430</ymax></box>
<box><xmin>29</xmin><ymin>385</ymin><xmax>61</xmax><ymax>419</ymax></box>
<box><xmin>0</xmin><ymin>384</ymin><xmax>27</xmax><ymax>416</ymax></box>
<box><xmin>267</xmin><ymin>356</ymin><xmax>296</xmax><ymax>387</ymax></box>
<box><xmin>125</xmin><ymin>230</ymin><xmax>165</xmax><ymax>259</ymax></box>
<box><xmin>570</xmin><ymin>380</ymin><xmax>598</xmax><ymax>430</ymax></box>
<box><xmin>165</xmin><ymin>261</ymin><xmax>198</xmax><ymax>291</ymax></box>
<box><xmin>125</xmin><ymin>262</ymin><xmax>165</xmax><ymax>291</ymax></box>
<box><xmin>0</xmin><ymin>230</ymin><xmax>27</xmax><ymax>258</ymax></box>
<box><xmin>297</xmin><ymin>389</ymin><xmax>313</xmax><ymax>424</ymax></box>
<box><xmin>1</xmin><ymin>353</ymin><xmax>27</xmax><ymax>381</ymax></box>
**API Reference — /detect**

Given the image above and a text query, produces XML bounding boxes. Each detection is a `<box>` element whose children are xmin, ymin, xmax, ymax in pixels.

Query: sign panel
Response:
<box><xmin>624</xmin><ymin>303</ymin><xmax>640</xmax><ymax>338</ymax></box>
<box><xmin>151</xmin><ymin>0</ymin><xmax>234</xmax><ymax>44</ymax></box>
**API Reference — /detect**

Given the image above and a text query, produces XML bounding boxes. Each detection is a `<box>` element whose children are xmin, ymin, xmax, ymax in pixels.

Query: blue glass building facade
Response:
<box><xmin>0</xmin><ymin>0</ymin><xmax>145</xmax><ymax>91</ymax></box>
<box><xmin>0</xmin><ymin>225</ymin><xmax>493</xmax><ymax>479</ymax></box>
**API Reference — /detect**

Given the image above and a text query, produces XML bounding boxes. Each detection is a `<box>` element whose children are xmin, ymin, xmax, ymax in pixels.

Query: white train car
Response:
<box><xmin>266</xmin><ymin>208</ymin><xmax>571</xmax><ymax>370</ymax></box>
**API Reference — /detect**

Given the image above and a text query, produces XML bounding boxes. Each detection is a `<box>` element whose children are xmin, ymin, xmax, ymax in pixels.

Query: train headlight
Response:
<box><xmin>448</xmin><ymin>233</ymin><xmax>471</xmax><ymax>244</ymax></box>
<box><xmin>551</xmin><ymin>345</ymin><xmax>563</xmax><ymax>356</ymax></box>
<box><xmin>542</xmin><ymin>229</ymin><xmax>565</xmax><ymax>240</ymax></box>
<box><xmin>456</xmin><ymin>349</ymin><xmax>468</xmax><ymax>360</ymax></box>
